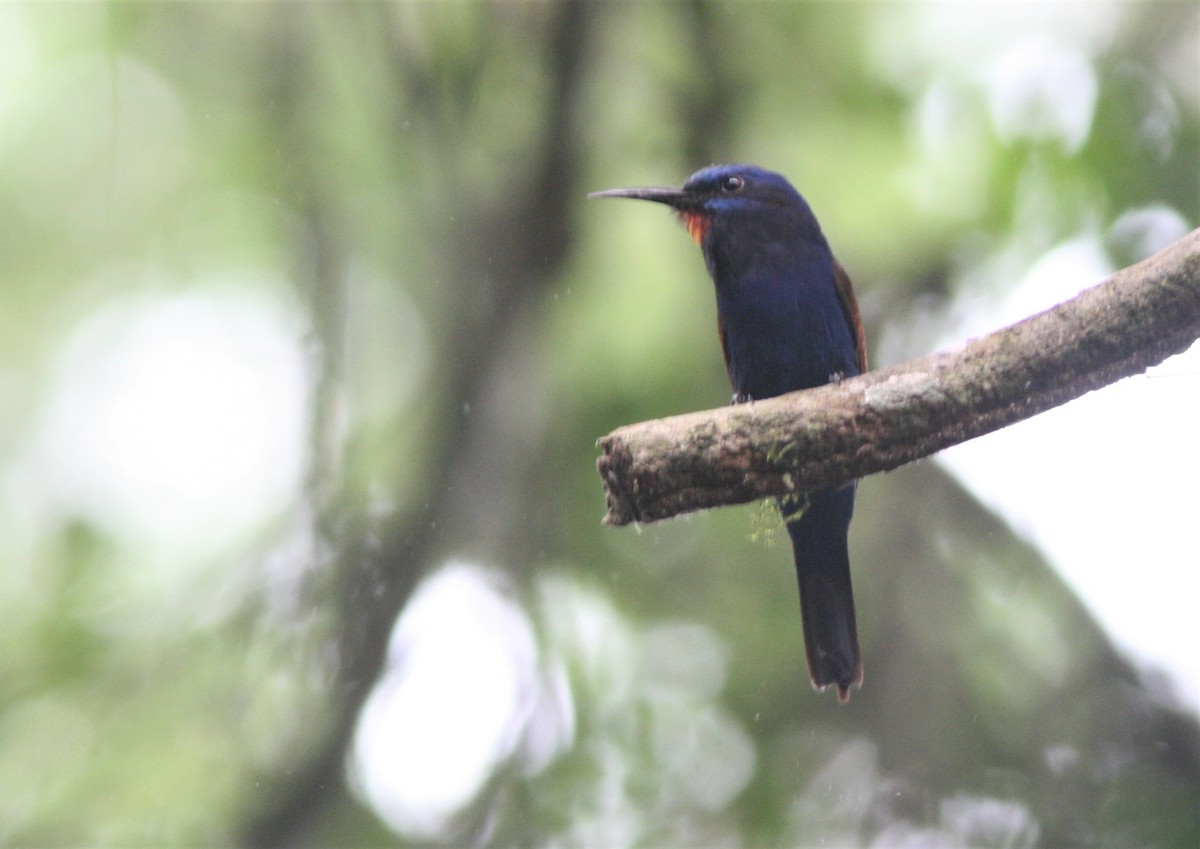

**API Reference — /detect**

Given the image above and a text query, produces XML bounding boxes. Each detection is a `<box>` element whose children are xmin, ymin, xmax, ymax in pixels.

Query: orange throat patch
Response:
<box><xmin>677</xmin><ymin>210</ymin><xmax>710</xmax><ymax>245</ymax></box>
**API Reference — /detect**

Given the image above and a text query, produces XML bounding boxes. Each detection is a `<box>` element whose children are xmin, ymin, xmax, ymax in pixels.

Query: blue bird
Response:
<box><xmin>592</xmin><ymin>164</ymin><xmax>868</xmax><ymax>701</ymax></box>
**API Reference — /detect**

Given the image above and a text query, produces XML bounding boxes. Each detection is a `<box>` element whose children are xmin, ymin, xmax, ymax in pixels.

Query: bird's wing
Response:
<box><xmin>717</xmin><ymin>313</ymin><xmax>735</xmax><ymax>385</ymax></box>
<box><xmin>833</xmin><ymin>260</ymin><xmax>868</xmax><ymax>374</ymax></box>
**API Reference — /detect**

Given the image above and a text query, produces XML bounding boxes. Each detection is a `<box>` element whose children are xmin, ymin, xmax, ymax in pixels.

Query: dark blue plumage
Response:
<box><xmin>592</xmin><ymin>164</ymin><xmax>867</xmax><ymax>700</ymax></box>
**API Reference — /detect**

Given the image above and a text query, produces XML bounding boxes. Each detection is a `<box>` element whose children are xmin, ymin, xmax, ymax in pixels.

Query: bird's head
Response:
<box><xmin>590</xmin><ymin>164</ymin><xmax>812</xmax><ymax>245</ymax></box>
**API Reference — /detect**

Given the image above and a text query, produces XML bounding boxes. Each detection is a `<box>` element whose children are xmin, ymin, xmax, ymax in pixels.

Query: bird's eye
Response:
<box><xmin>720</xmin><ymin>175</ymin><xmax>744</xmax><ymax>193</ymax></box>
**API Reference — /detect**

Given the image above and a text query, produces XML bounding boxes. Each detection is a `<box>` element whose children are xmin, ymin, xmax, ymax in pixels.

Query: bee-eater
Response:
<box><xmin>592</xmin><ymin>164</ymin><xmax>867</xmax><ymax>701</ymax></box>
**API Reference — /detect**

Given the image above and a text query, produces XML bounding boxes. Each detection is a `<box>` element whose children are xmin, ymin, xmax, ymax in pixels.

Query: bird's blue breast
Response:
<box><xmin>685</xmin><ymin>165</ymin><xmax>861</xmax><ymax>400</ymax></box>
<box><xmin>714</xmin><ymin>245</ymin><xmax>859</xmax><ymax>400</ymax></box>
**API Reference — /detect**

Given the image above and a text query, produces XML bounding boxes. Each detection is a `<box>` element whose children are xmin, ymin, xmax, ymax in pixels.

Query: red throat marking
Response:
<box><xmin>677</xmin><ymin>210</ymin><xmax>710</xmax><ymax>245</ymax></box>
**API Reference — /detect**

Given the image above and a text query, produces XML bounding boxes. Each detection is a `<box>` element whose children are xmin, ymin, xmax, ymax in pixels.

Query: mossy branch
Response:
<box><xmin>597</xmin><ymin>228</ymin><xmax>1200</xmax><ymax>526</ymax></box>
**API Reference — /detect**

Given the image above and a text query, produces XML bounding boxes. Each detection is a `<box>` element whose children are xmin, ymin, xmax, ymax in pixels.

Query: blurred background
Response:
<box><xmin>2</xmin><ymin>2</ymin><xmax>1198</xmax><ymax>846</ymax></box>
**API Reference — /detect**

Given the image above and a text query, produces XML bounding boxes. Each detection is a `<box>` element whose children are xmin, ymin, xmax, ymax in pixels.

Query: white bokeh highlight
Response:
<box><xmin>36</xmin><ymin>286</ymin><xmax>309</xmax><ymax>559</ymax></box>
<box><xmin>351</xmin><ymin>563</ymin><xmax>552</xmax><ymax>837</ymax></box>
<box><xmin>937</xmin><ymin>220</ymin><xmax>1200</xmax><ymax>709</ymax></box>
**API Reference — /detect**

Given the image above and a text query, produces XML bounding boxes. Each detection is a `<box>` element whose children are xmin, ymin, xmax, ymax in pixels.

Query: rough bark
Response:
<box><xmin>598</xmin><ymin>228</ymin><xmax>1200</xmax><ymax>526</ymax></box>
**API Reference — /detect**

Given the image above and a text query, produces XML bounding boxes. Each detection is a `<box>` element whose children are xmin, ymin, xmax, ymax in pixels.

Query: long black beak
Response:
<box><xmin>588</xmin><ymin>186</ymin><xmax>691</xmax><ymax>207</ymax></box>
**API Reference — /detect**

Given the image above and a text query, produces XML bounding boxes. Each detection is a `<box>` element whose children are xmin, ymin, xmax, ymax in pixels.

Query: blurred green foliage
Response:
<box><xmin>1</xmin><ymin>2</ymin><xmax>1197</xmax><ymax>847</ymax></box>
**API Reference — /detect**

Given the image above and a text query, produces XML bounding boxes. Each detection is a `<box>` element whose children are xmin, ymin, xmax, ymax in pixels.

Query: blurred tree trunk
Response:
<box><xmin>238</xmin><ymin>3</ymin><xmax>594</xmax><ymax>845</ymax></box>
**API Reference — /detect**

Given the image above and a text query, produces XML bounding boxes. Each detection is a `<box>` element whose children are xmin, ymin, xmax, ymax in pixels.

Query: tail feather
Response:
<box><xmin>782</xmin><ymin>484</ymin><xmax>862</xmax><ymax>702</ymax></box>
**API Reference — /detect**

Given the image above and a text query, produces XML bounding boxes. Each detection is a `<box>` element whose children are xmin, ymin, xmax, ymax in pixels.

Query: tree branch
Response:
<box><xmin>597</xmin><ymin>228</ymin><xmax>1200</xmax><ymax>526</ymax></box>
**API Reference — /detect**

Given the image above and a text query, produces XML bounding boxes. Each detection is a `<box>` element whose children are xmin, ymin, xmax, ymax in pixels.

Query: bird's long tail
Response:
<box><xmin>782</xmin><ymin>484</ymin><xmax>862</xmax><ymax>702</ymax></box>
